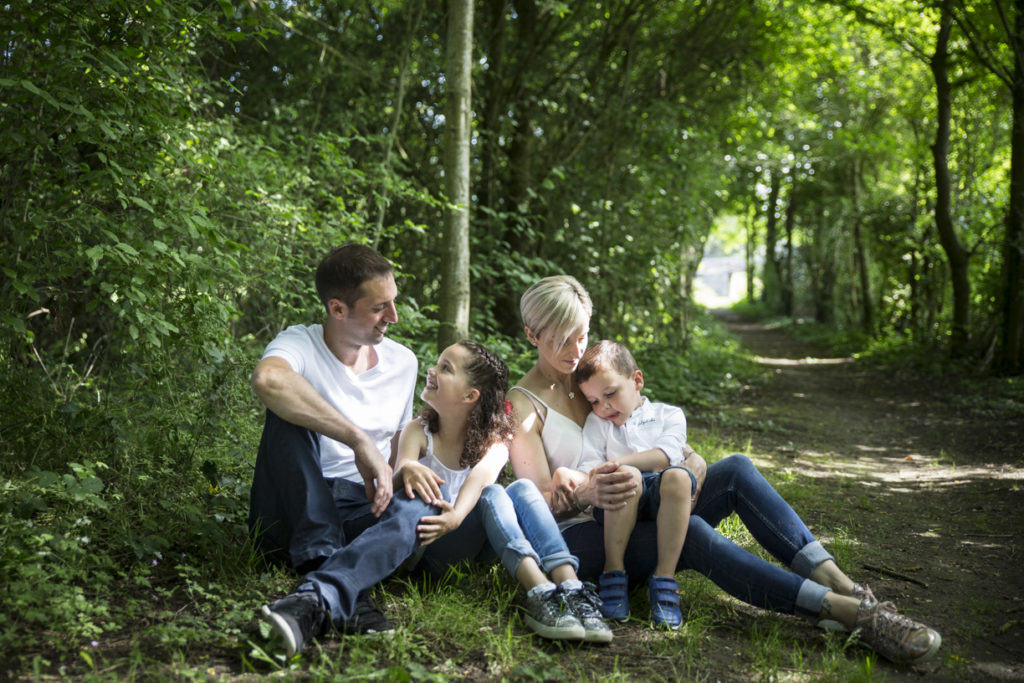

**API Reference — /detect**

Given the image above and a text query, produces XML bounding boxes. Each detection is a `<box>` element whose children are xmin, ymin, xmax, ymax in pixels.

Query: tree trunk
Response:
<box><xmin>851</xmin><ymin>161</ymin><xmax>873</xmax><ymax>334</ymax></box>
<box><xmin>745</xmin><ymin>204</ymin><xmax>756</xmax><ymax>302</ymax></box>
<box><xmin>439</xmin><ymin>0</ymin><xmax>473</xmax><ymax>348</ymax></box>
<box><xmin>930</xmin><ymin>0</ymin><xmax>971</xmax><ymax>356</ymax></box>
<box><xmin>761</xmin><ymin>173</ymin><xmax>782</xmax><ymax>311</ymax></box>
<box><xmin>782</xmin><ymin>190</ymin><xmax>796</xmax><ymax>318</ymax></box>
<box><xmin>1000</xmin><ymin>0</ymin><xmax>1024</xmax><ymax>373</ymax></box>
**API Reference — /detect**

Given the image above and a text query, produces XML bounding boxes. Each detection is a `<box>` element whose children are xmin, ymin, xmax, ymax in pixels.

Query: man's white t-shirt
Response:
<box><xmin>262</xmin><ymin>323</ymin><xmax>418</xmax><ymax>482</ymax></box>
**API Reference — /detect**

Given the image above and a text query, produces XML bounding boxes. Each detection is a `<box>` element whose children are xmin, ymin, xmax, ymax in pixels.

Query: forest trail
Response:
<box><xmin>704</xmin><ymin>310</ymin><xmax>1024</xmax><ymax>681</ymax></box>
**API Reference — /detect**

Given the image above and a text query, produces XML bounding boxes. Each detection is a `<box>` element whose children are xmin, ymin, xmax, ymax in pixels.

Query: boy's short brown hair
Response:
<box><xmin>574</xmin><ymin>340</ymin><xmax>639</xmax><ymax>385</ymax></box>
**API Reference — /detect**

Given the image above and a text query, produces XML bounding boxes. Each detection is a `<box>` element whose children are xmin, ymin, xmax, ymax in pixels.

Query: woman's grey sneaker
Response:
<box><xmin>855</xmin><ymin>596</ymin><xmax>942</xmax><ymax>665</ymax></box>
<box><xmin>816</xmin><ymin>582</ymin><xmax>877</xmax><ymax>632</ymax></box>
<box><xmin>522</xmin><ymin>587</ymin><xmax>586</xmax><ymax>641</ymax></box>
<box><xmin>261</xmin><ymin>590</ymin><xmax>326</xmax><ymax>657</ymax></box>
<box><xmin>564</xmin><ymin>582</ymin><xmax>613</xmax><ymax>643</ymax></box>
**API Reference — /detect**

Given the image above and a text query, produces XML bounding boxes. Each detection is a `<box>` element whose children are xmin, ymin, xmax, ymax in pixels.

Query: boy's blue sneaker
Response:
<box><xmin>648</xmin><ymin>576</ymin><xmax>682</xmax><ymax>630</ymax></box>
<box><xmin>598</xmin><ymin>570</ymin><xmax>630</xmax><ymax>622</ymax></box>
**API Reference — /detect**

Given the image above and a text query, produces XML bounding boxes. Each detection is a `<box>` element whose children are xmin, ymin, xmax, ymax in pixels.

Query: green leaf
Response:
<box><xmin>130</xmin><ymin>196</ymin><xmax>155</xmax><ymax>213</ymax></box>
<box><xmin>20</xmin><ymin>79</ymin><xmax>61</xmax><ymax>109</ymax></box>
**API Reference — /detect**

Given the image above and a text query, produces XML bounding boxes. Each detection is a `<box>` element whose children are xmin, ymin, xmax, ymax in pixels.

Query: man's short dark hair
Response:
<box><xmin>315</xmin><ymin>244</ymin><xmax>394</xmax><ymax>310</ymax></box>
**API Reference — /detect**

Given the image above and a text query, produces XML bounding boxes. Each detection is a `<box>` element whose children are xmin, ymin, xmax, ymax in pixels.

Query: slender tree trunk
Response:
<box><xmin>761</xmin><ymin>173</ymin><xmax>782</xmax><ymax>310</ymax></box>
<box><xmin>782</xmin><ymin>191</ymin><xmax>796</xmax><ymax>318</ymax></box>
<box><xmin>851</xmin><ymin>161</ymin><xmax>873</xmax><ymax>334</ymax></box>
<box><xmin>930</xmin><ymin>0</ymin><xmax>971</xmax><ymax>356</ymax></box>
<box><xmin>746</xmin><ymin>203</ymin><xmax>756</xmax><ymax>302</ymax></box>
<box><xmin>1000</xmin><ymin>0</ymin><xmax>1024</xmax><ymax>373</ymax></box>
<box><xmin>439</xmin><ymin>0</ymin><xmax>473</xmax><ymax>347</ymax></box>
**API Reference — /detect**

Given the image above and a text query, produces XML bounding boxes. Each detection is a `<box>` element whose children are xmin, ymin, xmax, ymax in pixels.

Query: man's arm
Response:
<box><xmin>251</xmin><ymin>355</ymin><xmax>394</xmax><ymax>516</ymax></box>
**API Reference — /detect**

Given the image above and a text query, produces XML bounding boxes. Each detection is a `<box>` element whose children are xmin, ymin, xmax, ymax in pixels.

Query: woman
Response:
<box><xmin>506</xmin><ymin>275</ymin><xmax>941</xmax><ymax>666</ymax></box>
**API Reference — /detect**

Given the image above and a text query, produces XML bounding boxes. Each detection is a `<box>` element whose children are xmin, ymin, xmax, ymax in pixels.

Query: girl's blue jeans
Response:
<box><xmin>418</xmin><ymin>480</ymin><xmax>579</xmax><ymax>580</ymax></box>
<box><xmin>563</xmin><ymin>454</ymin><xmax>832</xmax><ymax>616</ymax></box>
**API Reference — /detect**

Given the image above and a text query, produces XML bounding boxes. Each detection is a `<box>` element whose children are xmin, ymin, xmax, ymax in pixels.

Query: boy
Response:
<box><xmin>573</xmin><ymin>340</ymin><xmax>700</xmax><ymax>630</ymax></box>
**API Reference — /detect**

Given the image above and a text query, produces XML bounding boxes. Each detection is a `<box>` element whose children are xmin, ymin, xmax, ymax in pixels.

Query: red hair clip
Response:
<box><xmin>504</xmin><ymin>399</ymin><xmax>512</xmax><ymax>416</ymax></box>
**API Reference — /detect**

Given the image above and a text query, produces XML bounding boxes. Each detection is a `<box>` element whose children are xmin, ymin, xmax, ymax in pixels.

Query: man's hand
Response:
<box><xmin>588</xmin><ymin>461</ymin><xmax>638</xmax><ymax>510</ymax></box>
<box><xmin>398</xmin><ymin>461</ymin><xmax>445</xmax><ymax>506</ymax></box>
<box><xmin>416</xmin><ymin>500</ymin><xmax>459</xmax><ymax>545</ymax></box>
<box><xmin>353</xmin><ymin>439</ymin><xmax>393</xmax><ymax>517</ymax></box>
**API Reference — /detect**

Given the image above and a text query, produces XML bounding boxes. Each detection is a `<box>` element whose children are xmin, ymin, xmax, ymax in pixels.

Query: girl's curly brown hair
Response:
<box><xmin>420</xmin><ymin>340</ymin><xmax>516</xmax><ymax>468</ymax></box>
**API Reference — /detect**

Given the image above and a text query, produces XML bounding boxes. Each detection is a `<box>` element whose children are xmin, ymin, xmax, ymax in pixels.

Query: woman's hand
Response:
<box><xmin>398</xmin><ymin>461</ymin><xmax>445</xmax><ymax>505</ymax></box>
<box><xmin>585</xmin><ymin>461</ymin><xmax>639</xmax><ymax>510</ymax></box>
<box><xmin>417</xmin><ymin>500</ymin><xmax>460</xmax><ymax>545</ymax></box>
<box><xmin>682</xmin><ymin>445</ymin><xmax>707</xmax><ymax>511</ymax></box>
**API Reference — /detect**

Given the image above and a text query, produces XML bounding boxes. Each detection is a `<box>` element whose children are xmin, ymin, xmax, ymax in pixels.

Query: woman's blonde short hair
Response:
<box><xmin>520</xmin><ymin>275</ymin><xmax>593</xmax><ymax>347</ymax></box>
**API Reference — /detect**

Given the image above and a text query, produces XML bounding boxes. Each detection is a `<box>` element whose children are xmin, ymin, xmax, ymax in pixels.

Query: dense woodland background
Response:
<box><xmin>1</xmin><ymin>0</ymin><xmax>1021</xmax><ymax>676</ymax></box>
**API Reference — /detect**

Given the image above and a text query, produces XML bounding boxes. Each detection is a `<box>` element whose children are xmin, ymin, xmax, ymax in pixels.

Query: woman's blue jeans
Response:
<box><xmin>562</xmin><ymin>454</ymin><xmax>832</xmax><ymax>616</ymax></box>
<box><xmin>417</xmin><ymin>481</ymin><xmax>578</xmax><ymax>580</ymax></box>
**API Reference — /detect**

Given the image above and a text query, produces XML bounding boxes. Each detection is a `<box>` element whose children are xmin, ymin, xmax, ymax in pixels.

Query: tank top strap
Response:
<box><xmin>421</xmin><ymin>420</ymin><xmax>435</xmax><ymax>456</ymax></box>
<box><xmin>508</xmin><ymin>385</ymin><xmax>548</xmax><ymax>424</ymax></box>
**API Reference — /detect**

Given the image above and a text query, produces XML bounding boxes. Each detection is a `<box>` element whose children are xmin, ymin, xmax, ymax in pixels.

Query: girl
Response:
<box><xmin>394</xmin><ymin>340</ymin><xmax>611</xmax><ymax>643</ymax></box>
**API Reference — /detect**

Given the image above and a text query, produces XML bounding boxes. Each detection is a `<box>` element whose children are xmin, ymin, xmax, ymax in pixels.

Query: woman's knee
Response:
<box><xmin>714</xmin><ymin>453</ymin><xmax>758</xmax><ymax>483</ymax></box>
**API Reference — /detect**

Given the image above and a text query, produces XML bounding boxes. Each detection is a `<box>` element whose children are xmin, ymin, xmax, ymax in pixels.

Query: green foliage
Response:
<box><xmin>635</xmin><ymin>314</ymin><xmax>763</xmax><ymax>413</ymax></box>
<box><xmin>0</xmin><ymin>0</ymin><xmax>1016</xmax><ymax>677</ymax></box>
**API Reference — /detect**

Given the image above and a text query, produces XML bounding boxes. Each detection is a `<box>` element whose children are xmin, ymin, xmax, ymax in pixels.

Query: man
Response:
<box><xmin>249</xmin><ymin>244</ymin><xmax>433</xmax><ymax>656</ymax></box>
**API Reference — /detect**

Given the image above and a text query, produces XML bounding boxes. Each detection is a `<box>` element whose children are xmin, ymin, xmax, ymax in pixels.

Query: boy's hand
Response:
<box><xmin>417</xmin><ymin>500</ymin><xmax>459</xmax><ymax>545</ymax></box>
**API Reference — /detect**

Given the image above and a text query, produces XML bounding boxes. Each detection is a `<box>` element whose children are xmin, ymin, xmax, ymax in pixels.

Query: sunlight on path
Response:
<box><xmin>753</xmin><ymin>355</ymin><xmax>852</xmax><ymax>366</ymax></box>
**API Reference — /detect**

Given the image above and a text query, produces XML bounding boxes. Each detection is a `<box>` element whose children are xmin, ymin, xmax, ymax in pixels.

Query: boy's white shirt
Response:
<box><xmin>579</xmin><ymin>396</ymin><xmax>687</xmax><ymax>473</ymax></box>
<box><xmin>262</xmin><ymin>323</ymin><xmax>417</xmax><ymax>481</ymax></box>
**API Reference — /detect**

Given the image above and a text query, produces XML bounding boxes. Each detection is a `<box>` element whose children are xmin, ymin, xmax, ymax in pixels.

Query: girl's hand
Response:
<box><xmin>399</xmin><ymin>462</ymin><xmax>445</xmax><ymax>505</ymax></box>
<box><xmin>417</xmin><ymin>500</ymin><xmax>459</xmax><ymax>545</ymax></box>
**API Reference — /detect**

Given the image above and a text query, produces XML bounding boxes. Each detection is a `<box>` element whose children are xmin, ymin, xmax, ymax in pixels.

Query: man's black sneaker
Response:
<box><xmin>339</xmin><ymin>589</ymin><xmax>394</xmax><ymax>635</ymax></box>
<box><xmin>261</xmin><ymin>590</ymin><xmax>326</xmax><ymax>657</ymax></box>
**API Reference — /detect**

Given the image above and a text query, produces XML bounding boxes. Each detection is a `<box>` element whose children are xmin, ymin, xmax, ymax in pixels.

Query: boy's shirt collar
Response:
<box><xmin>621</xmin><ymin>396</ymin><xmax>653</xmax><ymax>427</ymax></box>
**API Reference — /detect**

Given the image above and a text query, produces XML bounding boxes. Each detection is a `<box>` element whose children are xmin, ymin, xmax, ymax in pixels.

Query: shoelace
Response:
<box><xmin>576</xmin><ymin>584</ymin><xmax>603</xmax><ymax>612</ymax></box>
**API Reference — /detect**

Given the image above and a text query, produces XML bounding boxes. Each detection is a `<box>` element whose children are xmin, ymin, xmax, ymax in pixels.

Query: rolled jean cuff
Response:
<box><xmin>790</xmin><ymin>540</ymin><xmax>833</xmax><ymax>578</ymax></box>
<box><xmin>499</xmin><ymin>538</ymin><xmax>541</xmax><ymax>578</ymax></box>
<box><xmin>539</xmin><ymin>549</ymin><xmax>579</xmax><ymax>575</ymax></box>
<box><xmin>298</xmin><ymin>579</ymin><xmax>337</xmax><ymax>622</ymax></box>
<box><xmin>795</xmin><ymin>578</ymin><xmax>830</xmax><ymax>617</ymax></box>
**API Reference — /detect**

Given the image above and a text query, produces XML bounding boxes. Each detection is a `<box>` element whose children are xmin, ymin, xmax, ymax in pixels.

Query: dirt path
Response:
<box><xmin>702</xmin><ymin>311</ymin><xmax>1024</xmax><ymax>681</ymax></box>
